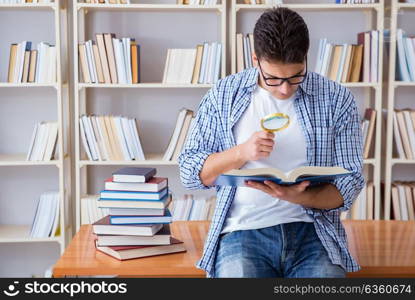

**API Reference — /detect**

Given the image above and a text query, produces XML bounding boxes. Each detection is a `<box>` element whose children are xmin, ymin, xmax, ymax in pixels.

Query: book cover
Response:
<box><xmin>214</xmin><ymin>166</ymin><xmax>352</xmax><ymax>186</ymax></box>
<box><xmin>105</xmin><ymin>177</ymin><xmax>168</xmax><ymax>192</ymax></box>
<box><xmin>100</xmin><ymin>187</ymin><xmax>168</xmax><ymax>201</ymax></box>
<box><xmin>112</xmin><ymin>167</ymin><xmax>156</xmax><ymax>183</ymax></box>
<box><xmin>93</xmin><ymin>215</ymin><xmax>164</xmax><ymax>236</ymax></box>
<box><xmin>110</xmin><ymin>209</ymin><xmax>172</xmax><ymax>225</ymax></box>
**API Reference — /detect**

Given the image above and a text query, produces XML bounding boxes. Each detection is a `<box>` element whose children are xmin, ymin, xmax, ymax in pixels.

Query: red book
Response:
<box><xmin>96</xmin><ymin>237</ymin><xmax>186</xmax><ymax>261</ymax></box>
<box><xmin>105</xmin><ymin>177</ymin><xmax>168</xmax><ymax>192</ymax></box>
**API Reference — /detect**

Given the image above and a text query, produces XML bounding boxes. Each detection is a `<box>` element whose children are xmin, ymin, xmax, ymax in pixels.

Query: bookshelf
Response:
<box><xmin>384</xmin><ymin>0</ymin><xmax>415</xmax><ymax>220</ymax></box>
<box><xmin>0</xmin><ymin>0</ymin><xmax>70</xmax><ymax>251</ymax></box>
<box><xmin>73</xmin><ymin>0</ymin><xmax>227</xmax><ymax>230</ymax></box>
<box><xmin>230</xmin><ymin>0</ymin><xmax>384</xmax><ymax>219</ymax></box>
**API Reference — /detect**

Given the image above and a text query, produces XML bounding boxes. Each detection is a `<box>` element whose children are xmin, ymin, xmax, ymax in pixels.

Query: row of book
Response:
<box><xmin>162</xmin><ymin>42</ymin><xmax>222</xmax><ymax>84</ymax></box>
<box><xmin>315</xmin><ymin>31</ymin><xmax>379</xmax><ymax>83</ymax></box>
<box><xmin>177</xmin><ymin>0</ymin><xmax>220</xmax><ymax>4</ymax></box>
<box><xmin>81</xmin><ymin>195</ymin><xmax>109</xmax><ymax>225</ymax></box>
<box><xmin>27</xmin><ymin>122</ymin><xmax>58</xmax><ymax>161</ymax></box>
<box><xmin>393</xmin><ymin>109</ymin><xmax>415</xmax><ymax>160</ymax></box>
<box><xmin>341</xmin><ymin>181</ymin><xmax>375</xmax><ymax>220</ymax></box>
<box><xmin>78</xmin><ymin>34</ymin><xmax>140</xmax><ymax>84</ymax></box>
<box><xmin>79</xmin><ymin>115</ymin><xmax>145</xmax><ymax>161</ymax></box>
<box><xmin>171</xmin><ymin>195</ymin><xmax>216</xmax><ymax>221</ymax></box>
<box><xmin>83</xmin><ymin>0</ymin><xmax>130</xmax><ymax>4</ymax></box>
<box><xmin>236</xmin><ymin>33</ymin><xmax>254</xmax><ymax>73</ymax></box>
<box><xmin>242</xmin><ymin>0</ymin><xmax>283</xmax><ymax>4</ymax></box>
<box><xmin>396</xmin><ymin>29</ymin><xmax>415</xmax><ymax>82</ymax></box>
<box><xmin>391</xmin><ymin>181</ymin><xmax>415</xmax><ymax>221</ymax></box>
<box><xmin>93</xmin><ymin>167</ymin><xmax>186</xmax><ymax>261</ymax></box>
<box><xmin>335</xmin><ymin>0</ymin><xmax>377</xmax><ymax>3</ymax></box>
<box><xmin>7</xmin><ymin>42</ymin><xmax>56</xmax><ymax>84</ymax></box>
<box><xmin>30</xmin><ymin>191</ymin><xmax>60</xmax><ymax>238</ymax></box>
<box><xmin>362</xmin><ymin>108</ymin><xmax>376</xmax><ymax>159</ymax></box>
<box><xmin>0</xmin><ymin>0</ymin><xmax>53</xmax><ymax>3</ymax></box>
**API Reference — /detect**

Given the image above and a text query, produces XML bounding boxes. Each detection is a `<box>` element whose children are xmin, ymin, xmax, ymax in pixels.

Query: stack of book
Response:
<box><xmin>162</xmin><ymin>42</ymin><xmax>222</xmax><ymax>84</ymax></box>
<box><xmin>30</xmin><ymin>191</ymin><xmax>60</xmax><ymax>238</ymax></box>
<box><xmin>390</xmin><ymin>181</ymin><xmax>415</xmax><ymax>221</ymax></box>
<box><xmin>26</xmin><ymin>121</ymin><xmax>59</xmax><ymax>161</ymax></box>
<box><xmin>78</xmin><ymin>33</ymin><xmax>140</xmax><ymax>84</ymax></box>
<box><xmin>236</xmin><ymin>33</ymin><xmax>254</xmax><ymax>73</ymax></box>
<box><xmin>396</xmin><ymin>29</ymin><xmax>415</xmax><ymax>82</ymax></box>
<box><xmin>362</xmin><ymin>108</ymin><xmax>376</xmax><ymax>159</ymax></box>
<box><xmin>7</xmin><ymin>41</ymin><xmax>56</xmax><ymax>84</ymax></box>
<box><xmin>163</xmin><ymin>108</ymin><xmax>194</xmax><ymax>161</ymax></box>
<box><xmin>94</xmin><ymin>167</ymin><xmax>185</xmax><ymax>260</ymax></box>
<box><xmin>315</xmin><ymin>31</ymin><xmax>380</xmax><ymax>83</ymax></box>
<box><xmin>393</xmin><ymin>109</ymin><xmax>415</xmax><ymax>160</ymax></box>
<box><xmin>171</xmin><ymin>194</ymin><xmax>216</xmax><ymax>221</ymax></box>
<box><xmin>79</xmin><ymin>114</ymin><xmax>145</xmax><ymax>161</ymax></box>
<box><xmin>177</xmin><ymin>0</ymin><xmax>220</xmax><ymax>4</ymax></box>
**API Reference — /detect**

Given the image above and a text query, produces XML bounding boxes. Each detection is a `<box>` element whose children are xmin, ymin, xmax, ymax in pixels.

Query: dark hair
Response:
<box><xmin>253</xmin><ymin>7</ymin><xmax>309</xmax><ymax>64</ymax></box>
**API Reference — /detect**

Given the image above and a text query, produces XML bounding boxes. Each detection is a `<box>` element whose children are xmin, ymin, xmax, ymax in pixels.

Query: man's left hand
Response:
<box><xmin>245</xmin><ymin>180</ymin><xmax>310</xmax><ymax>204</ymax></box>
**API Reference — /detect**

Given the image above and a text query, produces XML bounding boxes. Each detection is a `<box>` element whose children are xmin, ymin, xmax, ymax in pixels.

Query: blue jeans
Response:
<box><xmin>214</xmin><ymin>221</ymin><xmax>346</xmax><ymax>278</ymax></box>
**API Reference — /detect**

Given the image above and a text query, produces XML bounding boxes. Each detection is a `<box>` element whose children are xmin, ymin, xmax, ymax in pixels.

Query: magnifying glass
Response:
<box><xmin>260</xmin><ymin>113</ymin><xmax>290</xmax><ymax>133</ymax></box>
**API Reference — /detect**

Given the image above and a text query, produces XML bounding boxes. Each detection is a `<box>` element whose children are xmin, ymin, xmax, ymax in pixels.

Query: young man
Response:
<box><xmin>178</xmin><ymin>7</ymin><xmax>364</xmax><ymax>278</ymax></box>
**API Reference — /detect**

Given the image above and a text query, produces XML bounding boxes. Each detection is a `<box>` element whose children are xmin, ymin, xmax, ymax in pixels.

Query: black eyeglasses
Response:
<box><xmin>257</xmin><ymin>58</ymin><xmax>307</xmax><ymax>87</ymax></box>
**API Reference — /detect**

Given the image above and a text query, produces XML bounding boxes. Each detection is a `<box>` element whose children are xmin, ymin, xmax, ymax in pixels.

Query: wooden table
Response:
<box><xmin>53</xmin><ymin>220</ymin><xmax>415</xmax><ymax>277</ymax></box>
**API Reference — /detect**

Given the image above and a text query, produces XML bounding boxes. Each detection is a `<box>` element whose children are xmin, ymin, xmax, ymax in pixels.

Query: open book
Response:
<box><xmin>214</xmin><ymin>166</ymin><xmax>352</xmax><ymax>186</ymax></box>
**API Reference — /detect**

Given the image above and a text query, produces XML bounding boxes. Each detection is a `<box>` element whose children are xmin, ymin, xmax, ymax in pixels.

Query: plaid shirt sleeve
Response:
<box><xmin>306</xmin><ymin>87</ymin><xmax>365</xmax><ymax>216</ymax></box>
<box><xmin>178</xmin><ymin>86</ymin><xmax>220</xmax><ymax>190</ymax></box>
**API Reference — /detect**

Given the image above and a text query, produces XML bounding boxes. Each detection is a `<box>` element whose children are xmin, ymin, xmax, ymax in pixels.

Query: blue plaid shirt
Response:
<box><xmin>178</xmin><ymin>67</ymin><xmax>364</xmax><ymax>277</ymax></box>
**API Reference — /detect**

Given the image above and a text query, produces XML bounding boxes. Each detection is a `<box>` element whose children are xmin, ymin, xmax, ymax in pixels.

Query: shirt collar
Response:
<box><xmin>241</xmin><ymin>67</ymin><xmax>315</xmax><ymax>97</ymax></box>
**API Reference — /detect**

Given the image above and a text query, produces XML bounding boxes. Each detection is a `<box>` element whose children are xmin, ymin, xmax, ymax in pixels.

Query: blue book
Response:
<box><xmin>214</xmin><ymin>166</ymin><xmax>352</xmax><ymax>187</ymax></box>
<box><xmin>100</xmin><ymin>187</ymin><xmax>168</xmax><ymax>201</ymax></box>
<box><xmin>98</xmin><ymin>194</ymin><xmax>170</xmax><ymax>210</ymax></box>
<box><xmin>110</xmin><ymin>210</ymin><xmax>173</xmax><ymax>225</ymax></box>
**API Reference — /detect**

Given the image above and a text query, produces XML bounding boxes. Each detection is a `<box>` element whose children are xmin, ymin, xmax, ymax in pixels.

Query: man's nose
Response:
<box><xmin>278</xmin><ymin>81</ymin><xmax>291</xmax><ymax>95</ymax></box>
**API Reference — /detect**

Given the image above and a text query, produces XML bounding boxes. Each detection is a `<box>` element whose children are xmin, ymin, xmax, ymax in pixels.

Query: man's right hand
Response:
<box><xmin>238</xmin><ymin>131</ymin><xmax>275</xmax><ymax>162</ymax></box>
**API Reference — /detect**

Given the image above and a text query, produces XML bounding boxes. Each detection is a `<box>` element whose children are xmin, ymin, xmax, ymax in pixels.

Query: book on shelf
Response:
<box><xmin>236</xmin><ymin>33</ymin><xmax>255</xmax><ymax>73</ymax></box>
<box><xmin>79</xmin><ymin>114</ymin><xmax>145</xmax><ymax>161</ymax></box>
<box><xmin>82</xmin><ymin>1</ymin><xmax>131</xmax><ymax>4</ymax></box>
<box><xmin>98</xmin><ymin>193</ymin><xmax>171</xmax><ymax>209</ymax></box>
<box><xmin>163</xmin><ymin>108</ymin><xmax>194</xmax><ymax>161</ymax></box>
<box><xmin>95</xmin><ymin>224</ymin><xmax>172</xmax><ymax>246</ymax></box>
<box><xmin>99</xmin><ymin>187</ymin><xmax>168</xmax><ymax>201</ymax></box>
<box><xmin>171</xmin><ymin>195</ymin><xmax>216</xmax><ymax>221</ymax></box>
<box><xmin>393</xmin><ymin>109</ymin><xmax>415</xmax><ymax>159</ymax></box>
<box><xmin>112</xmin><ymin>167</ymin><xmax>156</xmax><ymax>183</ymax></box>
<box><xmin>214</xmin><ymin>166</ymin><xmax>352</xmax><ymax>187</ymax></box>
<box><xmin>341</xmin><ymin>181</ymin><xmax>376</xmax><ymax>220</ymax></box>
<box><xmin>390</xmin><ymin>182</ymin><xmax>415</xmax><ymax>221</ymax></box>
<box><xmin>362</xmin><ymin>108</ymin><xmax>376</xmax><ymax>159</ymax></box>
<box><xmin>109</xmin><ymin>209</ymin><xmax>172</xmax><ymax>225</ymax></box>
<box><xmin>96</xmin><ymin>237</ymin><xmax>185</xmax><ymax>261</ymax></box>
<box><xmin>177</xmin><ymin>0</ymin><xmax>220</xmax><ymax>4</ymax></box>
<box><xmin>81</xmin><ymin>195</ymin><xmax>109</xmax><ymax>225</ymax></box>
<box><xmin>335</xmin><ymin>1</ymin><xmax>378</xmax><ymax>3</ymax></box>
<box><xmin>7</xmin><ymin>41</ymin><xmax>56</xmax><ymax>84</ymax></box>
<box><xmin>396</xmin><ymin>29</ymin><xmax>415</xmax><ymax>82</ymax></box>
<box><xmin>162</xmin><ymin>42</ymin><xmax>222</xmax><ymax>84</ymax></box>
<box><xmin>26</xmin><ymin>121</ymin><xmax>59</xmax><ymax>161</ymax></box>
<box><xmin>79</xmin><ymin>33</ymin><xmax>140</xmax><ymax>84</ymax></box>
<box><xmin>242</xmin><ymin>0</ymin><xmax>283</xmax><ymax>4</ymax></box>
<box><xmin>0</xmin><ymin>0</ymin><xmax>54</xmax><ymax>3</ymax></box>
<box><xmin>105</xmin><ymin>177</ymin><xmax>168</xmax><ymax>192</ymax></box>
<box><xmin>30</xmin><ymin>191</ymin><xmax>60</xmax><ymax>238</ymax></box>
<box><xmin>314</xmin><ymin>31</ymin><xmax>378</xmax><ymax>83</ymax></box>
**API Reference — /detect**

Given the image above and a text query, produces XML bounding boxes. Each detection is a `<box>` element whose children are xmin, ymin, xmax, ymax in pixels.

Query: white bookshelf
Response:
<box><xmin>0</xmin><ymin>0</ymin><xmax>70</xmax><ymax>251</ymax></box>
<box><xmin>73</xmin><ymin>0</ymin><xmax>227</xmax><ymax>231</ymax></box>
<box><xmin>230</xmin><ymin>0</ymin><xmax>384</xmax><ymax>219</ymax></box>
<box><xmin>384</xmin><ymin>0</ymin><xmax>415</xmax><ymax>220</ymax></box>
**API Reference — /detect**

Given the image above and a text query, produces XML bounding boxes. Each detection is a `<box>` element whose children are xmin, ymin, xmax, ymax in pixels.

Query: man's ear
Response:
<box><xmin>252</xmin><ymin>52</ymin><xmax>258</xmax><ymax>67</ymax></box>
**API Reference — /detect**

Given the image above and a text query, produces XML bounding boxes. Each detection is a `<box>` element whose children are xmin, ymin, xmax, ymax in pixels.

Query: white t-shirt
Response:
<box><xmin>221</xmin><ymin>85</ymin><xmax>313</xmax><ymax>234</ymax></box>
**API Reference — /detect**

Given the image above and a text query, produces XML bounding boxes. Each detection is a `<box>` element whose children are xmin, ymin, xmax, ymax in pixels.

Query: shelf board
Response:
<box><xmin>0</xmin><ymin>225</ymin><xmax>61</xmax><ymax>244</ymax></box>
<box><xmin>235</xmin><ymin>3</ymin><xmax>381</xmax><ymax>12</ymax></box>
<box><xmin>0</xmin><ymin>154</ymin><xmax>61</xmax><ymax>167</ymax></box>
<box><xmin>363</xmin><ymin>159</ymin><xmax>376</xmax><ymax>165</ymax></box>
<box><xmin>391</xmin><ymin>159</ymin><xmax>415</xmax><ymax>165</ymax></box>
<box><xmin>397</xmin><ymin>3</ymin><xmax>415</xmax><ymax>10</ymax></box>
<box><xmin>0</xmin><ymin>83</ymin><xmax>58</xmax><ymax>89</ymax></box>
<box><xmin>0</xmin><ymin>3</ymin><xmax>56</xmax><ymax>10</ymax></box>
<box><xmin>78</xmin><ymin>83</ymin><xmax>213</xmax><ymax>89</ymax></box>
<box><xmin>76</xmin><ymin>3</ymin><xmax>223</xmax><ymax>12</ymax></box>
<box><xmin>79</xmin><ymin>153</ymin><xmax>177</xmax><ymax>167</ymax></box>
<box><xmin>393</xmin><ymin>81</ymin><xmax>415</xmax><ymax>87</ymax></box>
<box><xmin>341</xmin><ymin>82</ymin><xmax>379</xmax><ymax>88</ymax></box>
